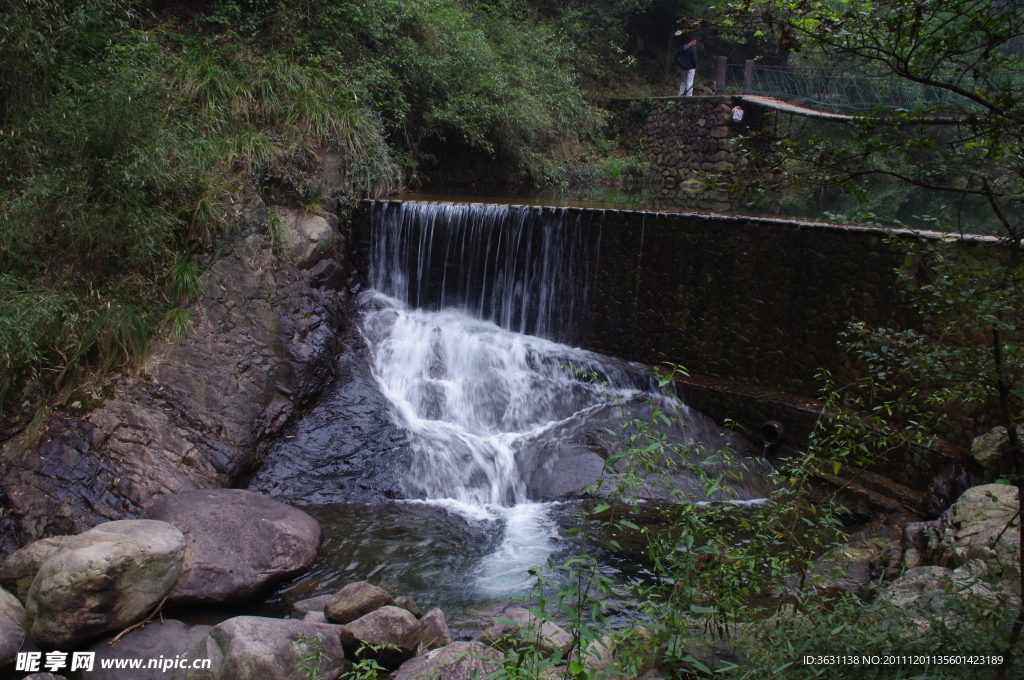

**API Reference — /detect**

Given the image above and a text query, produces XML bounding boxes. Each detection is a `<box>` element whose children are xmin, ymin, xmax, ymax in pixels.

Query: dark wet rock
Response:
<box><xmin>393</xmin><ymin>641</ymin><xmax>502</xmax><ymax>680</ymax></box>
<box><xmin>419</xmin><ymin>608</ymin><xmax>453</xmax><ymax>650</ymax></box>
<box><xmin>309</xmin><ymin>258</ymin><xmax>347</xmax><ymax>291</ymax></box>
<box><xmin>811</xmin><ymin>465</ymin><xmax>929</xmax><ymax>520</ymax></box>
<box><xmin>25</xmin><ymin>520</ymin><xmax>184</xmax><ymax>648</ymax></box>
<box><xmin>0</xmin><ymin>227</ymin><xmax>348</xmax><ymax>550</ymax></box>
<box><xmin>325</xmin><ymin>582</ymin><xmax>394</xmax><ymax>625</ymax></box>
<box><xmin>87</xmin><ymin>619</ymin><xmax>213</xmax><ymax>680</ymax></box>
<box><xmin>477</xmin><ymin>607</ymin><xmax>572</xmax><ymax>658</ymax></box>
<box><xmin>395</xmin><ymin>595</ymin><xmax>422</xmax><ymax>618</ymax></box>
<box><xmin>0</xmin><ymin>585</ymin><xmax>25</xmax><ymax>664</ymax></box>
<box><xmin>173</xmin><ymin>616</ymin><xmax>347</xmax><ymax>680</ymax></box>
<box><xmin>291</xmin><ymin>594</ymin><xmax>333</xmax><ymax>619</ymax></box>
<box><xmin>339</xmin><ymin>605</ymin><xmax>420</xmax><ymax>669</ymax></box>
<box><xmin>142</xmin><ymin>489</ymin><xmax>322</xmax><ymax>605</ymax></box>
<box><xmin>924</xmin><ymin>460</ymin><xmax>978</xmax><ymax>518</ymax></box>
<box><xmin>247</xmin><ymin>329</ymin><xmax>413</xmax><ymax>504</ymax></box>
<box><xmin>0</xmin><ymin>536</ymin><xmax>77</xmax><ymax>602</ymax></box>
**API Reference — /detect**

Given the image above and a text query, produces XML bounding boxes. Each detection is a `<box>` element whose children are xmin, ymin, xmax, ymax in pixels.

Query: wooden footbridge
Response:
<box><xmin>621</xmin><ymin>58</ymin><xmax>974</xmax><ymax>124</ymax></box>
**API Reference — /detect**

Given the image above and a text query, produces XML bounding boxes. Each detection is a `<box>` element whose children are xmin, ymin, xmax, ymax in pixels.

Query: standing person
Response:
<box><xmin>674</xmin><ymin>37</ymin><xmax>698</xmax><ymax>96</ymax></box>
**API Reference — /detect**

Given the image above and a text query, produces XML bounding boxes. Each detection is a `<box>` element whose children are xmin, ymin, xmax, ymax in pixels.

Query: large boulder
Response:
<box><xmin>477</xmin><ymin>608</ymin><xmax>573</xmax><ymax>658</ymax></box>
<box><xmin>339</xmin><ymin>605</ymin><xmax>420</xmax><ymax>669</ymax></box>
<box><xmin>25</xmin><ymin>520</ymin><xmax>185</xmax><ymax>648</ymax></box>
<box><xmin>947</xmin><ymin>484</ymin><xmax>1020</xmax><ymax>593</ymax></box>
<box><xmin>0</xmin><ymin>536</ymin><xmax>77</xmax><ymax>602</ymax></box>
<box><xmin>393</xmin><ymin>642</ymin><xmax>503</xmax><ymax>680</ymax></box>
<box><xmin>87</xmin><ymin>620</ymin><xmax>213</xmax><ymax>680</ymax></box>
<box><xmin>325</xmin><ymin>582</ymin><xmax>394</xmax><ymax>624</ymax></box>
<box><xmin>172</xmin><ymin>616</ymin><xmax>347</xmax><ymax>680</ymax></box>
<box><xmin>419</xmin><ymin>608</ymin><xmax>453</xmax><ymax>650</ymax></box>
<box><xmin>0</xmin><ymin>585</ymin><xmax>26</xmax><ymax>664</ymax></box>
<box><xmin>970</xmin><ymin>425</ymin><xmax>1024</xmax><ymax>473</ymax></box>
<box><xmin>275</xmin><ymin>208</ymin><xmax>338</xmax><ymax>269</ymax></box>
<box><xmin>880</xmin><ymin>561</ymin><xmax>1018</xmax><ymax>612</ymax></box>
<box><xmin>142</xmin><ymin>489</ymin><xmax>322</xmax><ymax>604</ymax></box>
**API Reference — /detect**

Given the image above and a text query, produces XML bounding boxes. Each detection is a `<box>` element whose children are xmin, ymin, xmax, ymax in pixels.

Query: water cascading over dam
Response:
<box><xmin>253</xmin><ymin>200</ymin><xmax>769</xmax><ymax>605</ymax></box>
<box><xmin>367</xmin><ymin>200</ymin><xmax>601</xmax><ymax>346</ymax></box>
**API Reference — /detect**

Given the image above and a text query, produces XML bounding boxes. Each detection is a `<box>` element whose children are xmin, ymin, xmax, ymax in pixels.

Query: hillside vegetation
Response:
<box><xmin>0</xmin><ymin>0</ymin><xmax>649</xmax><ymax>417</ymax></box>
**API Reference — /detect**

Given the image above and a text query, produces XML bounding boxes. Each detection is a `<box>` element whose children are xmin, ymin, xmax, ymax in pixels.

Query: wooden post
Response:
<box><xmin>716</xmin><ymin>56</ymin><xmax>727</xmax><ymax>91</ymax></box>
<box><xmin>743</xmin><ymin>60</ymin><xmax>754</xmax><ymax>93</ymax></box>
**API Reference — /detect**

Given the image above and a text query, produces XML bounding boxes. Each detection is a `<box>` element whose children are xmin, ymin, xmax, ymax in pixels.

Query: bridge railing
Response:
<box><xmin>721</xmin><ymin>62</ymin><xmax>990</xmax><ymax>113</ymax></box>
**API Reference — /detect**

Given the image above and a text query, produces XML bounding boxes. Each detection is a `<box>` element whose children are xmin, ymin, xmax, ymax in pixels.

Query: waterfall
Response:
<box><xmin>360</xmin><ymin>201</ymin><xmax>765</xmax><ymax>510</ymax></box>
<box><xmin>368</xmin><ymin>201</ymin><xmax>602</xmax><ymax>345</ymax></box>
<box><xmin>360</xmin><ymin>293</ymin><xmax>661</xmax><ymax>507</ymax></box>
<box><xmin>252</xmin><ymin>200</ymin><xmax>771</xmax><ymax>605</ymax></box>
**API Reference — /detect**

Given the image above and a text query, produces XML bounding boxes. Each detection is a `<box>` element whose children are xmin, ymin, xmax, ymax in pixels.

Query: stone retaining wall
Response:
<box><xmin>607</xmin><ymin>96</ymin><xmax>772</xmax><ymax>212</ymax></box>
<box><xmin>585</xmin><ymin>211</ymin><xmax>910</xmax><ymax>394</ymax></box>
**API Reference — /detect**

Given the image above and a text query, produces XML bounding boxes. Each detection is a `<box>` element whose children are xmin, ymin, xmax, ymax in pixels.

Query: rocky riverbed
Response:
<box><xmin>0</xmin><ymin>481</ymin><xmax>1019</xmax><ymax>679</ymax></box>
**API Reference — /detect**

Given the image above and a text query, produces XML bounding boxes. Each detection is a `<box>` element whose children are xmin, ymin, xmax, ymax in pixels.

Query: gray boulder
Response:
<box><xmin>880</xmin><ymin>560</ymin><xmax>1020</xmax><ymax>614</ymax></box>
<box><xmin>395</xmin><ymin>595</ymin><xmax>423</xmax><ymax>618</ymax></box>
<box><xmin>340</xmin><ymin>605</ymin><xmax>420</xmax><ymax>669</ymax></box>
<box><xmin>970</xmin><ymin>425</ymin><xmax>1024</xmax><ymax>471</ymax></box>
<box><xmin>0</xmin><ymin>585</ymin><xmax>26</xmax><ymax>664</ymax></box>
<box><xmin>947</xmin><ymin>484</ymin><xmax>1020</xmax><ymax>593</ymax></box>
<box><xmin>87</xmin><ymin>620</ymin><xmax>212</xmax><ymax>680</ymax></box>
<box><xmin>24</xmin><ymin>675</ymin><xmax>66</xmax><ymax>680</ymax></box>
<box><xmin>142</xmin><ymin>489</ymin><xmax>322</xmax><ymax>605</ymax></box>
<box><xmin>291</xmin><ymin>594</ymin><xmax>333</xmax><ymax>619</ymax></box>
<box><xmin>393</xmin><ymin>642</ymin><xmax>502</xmax><ymax>680</ymax></box>
<box><xmin>325</xmin><ymin>582</ymin><xmax>394</xmax><ymax>624</ymax></box>
<box><xmin>419</xmin><ymin>608</ymin><xmax>453</xmax><ymax>650</ymax></box>
<box><xmin>25</xmin><ymin>520</ymin><xmax>185</xmax><ymax>648</ymax></box>
<box><xmin>0</xmin><ymin>536</ymin><xmax>77</xmax><ymax>602</ymax></box>
<box><xmin>172</xmin><ymin>616</ymin><xmax>346</xmax><ymax>680</ymax></box>
<box><xmin>478</xmin><ymin>608</ymin><xmax>573</xmax><ymax>658</ymax></box>
<box><xmin>275</xmin><ymin>208</ymin><xmax>338</xmax><ymax>268</ymax></box>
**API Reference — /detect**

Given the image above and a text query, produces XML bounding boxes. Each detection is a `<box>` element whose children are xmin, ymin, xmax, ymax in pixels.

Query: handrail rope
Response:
<box><xmin>723</xmin><ymin>63</ymin><xmax>1013</xmax><ymax>112</ymax></box>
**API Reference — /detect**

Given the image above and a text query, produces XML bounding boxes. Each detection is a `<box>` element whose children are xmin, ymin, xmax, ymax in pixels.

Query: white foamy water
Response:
<box><xmin>473</xmin><ymin>502</ymin><xmax>561</xmax><ymax>596</ymax></box>
<box><xmin>359</xmin><ymin>291</ymin><xmax>765</xmax><ymax>594</ymax></box>
<box><xmin>402</xmin><ymin>499</ymin><xmax>561</xmax><ymax>597</ymax></box>
<box><xmin>359</xmin><ymin>291</ymin><xmax>656</xmax><ymax>589</ymax></box>
<box><xmin>361</xmin><ymin>292</ymin><xmax>647</xmax><ymax>507</ymax></box>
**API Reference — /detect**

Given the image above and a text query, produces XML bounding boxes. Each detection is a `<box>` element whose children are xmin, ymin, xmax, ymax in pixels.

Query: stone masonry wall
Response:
<box><xmin>607</xmin><ymin>96</ymin><xmax>771</xmax><ymax>212</ymax></box>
